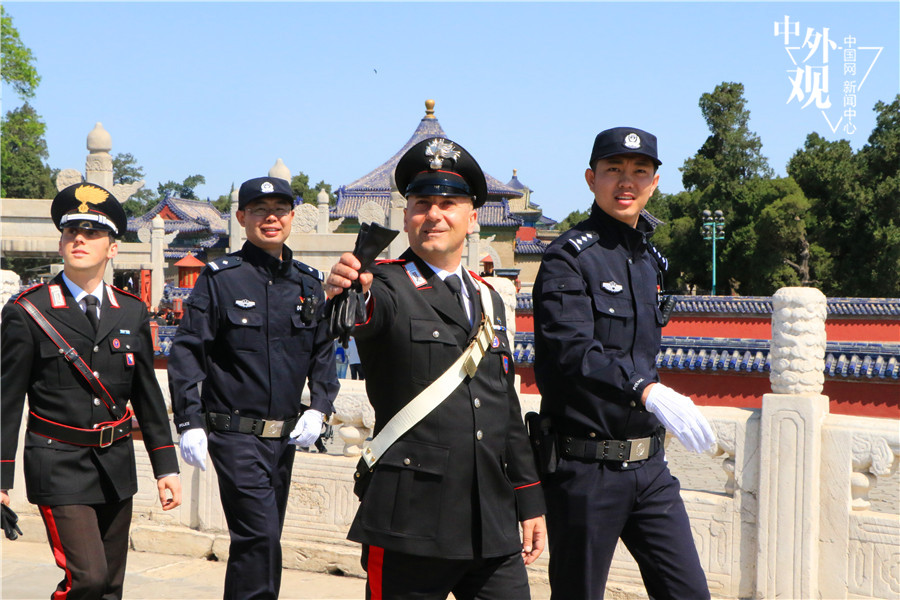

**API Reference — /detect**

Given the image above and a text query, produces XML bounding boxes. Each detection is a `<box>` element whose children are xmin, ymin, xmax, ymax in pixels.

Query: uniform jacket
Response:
<box><xmin>169</xmin><ymin>241</ymin><xmax>338</xmax><ymax>433</ymax></box>
<box><xmin>1</xmin><ymin>275</ymin><xmax>179</xmax><ymax>505</ymax></box>
<box><xmin>533</xmin><ymin>204</ymin><xmax>665</xmax><ymax>441</ymax></box>
<box><xmin>347</xmin><ymin>248</ymin><xmax>545</xmax><ymax>559</ymax></box>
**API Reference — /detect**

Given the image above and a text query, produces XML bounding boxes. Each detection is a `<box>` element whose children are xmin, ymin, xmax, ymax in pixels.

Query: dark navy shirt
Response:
<box><xmin>533</xmin><ymin>204</ymin><xmax>664</xmax><ymax>441</ymax></box>
<box><xmin>169</xmin><ymin>241</ymin><xmax>338</xmax><ymax>433</ymax></box>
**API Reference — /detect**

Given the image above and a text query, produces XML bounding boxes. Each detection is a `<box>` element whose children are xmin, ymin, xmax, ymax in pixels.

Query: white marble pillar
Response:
<box><xmin>756</xmin><ymin>287</ymin><xmax>829</xmax><ymax>599</ymax></box>
<box><xmin>229</xmin><ymin>188</ymin><xmax>244</xmax><ymax>252</ymax></box>
<box><xmin>388</xmin><ymin>189</ymin><xmax>406</xmax><ymax>260</ymax></box>
<box><xmin>150</xmin><ymin>216</ymin><xmax>165</xmax><ymax>308</ymax></box>
<box><xmin>85</xmin><ymin>123</ymin><xmax>114</xmax><ymax>191</ymax></box>
<box><xmin>317</xmin><ymin>189</ymin><xmax>330</xmax><ymax>234</ymax></box>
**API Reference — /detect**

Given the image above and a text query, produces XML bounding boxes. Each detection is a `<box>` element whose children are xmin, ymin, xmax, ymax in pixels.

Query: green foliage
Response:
<box><xmin>1</xmin><ymin>7</ymin><xmax>40</xmax><ymax>100</ymax></box>
<box><xmin>213</xmin><ymin>183</ymin><xmax>235</xmax><ymax>213</ymax></box>
<box><xmin>112</xmin><ymin>152</ymin><xmax>158</xmax><ymax>216</ymax></box>
<box><xmin>157</xmin><ymin>174</ymin><xmax>206</xmax><ymax>200</ymax></box>
<box><xmin>555</xmin><ymin>207</ymin><xmax>590</xmax><ymax>231</ymax></box>
<box><xmin>291</xmin><ymin>172</ymin><xmax>336</xmax><ymax>206</ymax></box>
<box><xmin>1</xmin><ymin>103</ymin><xmax>54</xmax><ymax>198</ymax></box>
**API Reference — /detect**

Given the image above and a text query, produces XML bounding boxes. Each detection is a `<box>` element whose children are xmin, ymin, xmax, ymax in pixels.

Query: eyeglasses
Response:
<box><xmin>246</xmin><ymin>206</ymin><xmax>292</xmax><ymax>218</ymax></box>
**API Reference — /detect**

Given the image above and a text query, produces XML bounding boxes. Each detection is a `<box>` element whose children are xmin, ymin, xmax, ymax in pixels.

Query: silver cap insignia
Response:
<box><xmin>623</xmin><ymin>133</ymin><xmax>641</xmax><ymax>149</ymax></box>
<box><xmin>425</xmin><ymin>139</ymin><xmax>461</xmax><ymax>170</ymax></box>
<box><xmin>261</xmin><ymin>182</ymin><xmax>274</xmax><ymax>193</ymax></box>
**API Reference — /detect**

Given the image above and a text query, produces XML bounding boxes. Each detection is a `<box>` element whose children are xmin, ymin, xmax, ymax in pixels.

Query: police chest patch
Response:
<box><xmin>235</xmin><ymin>299</ymin><xmax>256</xmax><ymax>309</ymax></box>
<box><xmin>602</xmin><ymin>281</ymin><xmax>623</xmax><ymax>294</ymax></box>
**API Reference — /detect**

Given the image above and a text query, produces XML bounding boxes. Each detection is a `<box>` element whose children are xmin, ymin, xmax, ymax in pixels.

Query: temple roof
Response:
<box><xmin>333</xmin><ymin>100</ymin><xmax>523</xmax><ymax>224</ymax></box>
<box><xmin>515</xmin><ymin>238</ymin><xmax>550</xmax><ymax>254</ymax></box>
<box><xmin>128</xmin><ymin>195</ymin><xmax>228</xmax><ymax>235</ymax></box>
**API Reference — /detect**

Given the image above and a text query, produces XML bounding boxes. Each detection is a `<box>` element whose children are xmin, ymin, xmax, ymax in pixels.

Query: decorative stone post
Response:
<box><xmin>756</xmin><ymin>287</ymin><xmax>829</xmax><ymax>599</ymax></box>
<box><xmin>317</xmin><ymin>189</ymin><xmax>330</xmax><ymax>234</ymax></box>
<box><xmin>466</xmin><ymin>223</ymin><xmax>481</xmax><ymax>273</ymax></box>
<box><xmin>388</xmin><ymin>189</ymin><xmax>406</xmax><ymax>260</ymax></box>
<box><xmin>229</xmin><ymin>188</ymin><xmax>243</xmax><ymax>252</ymax></box>
<box><xmin>85</xmin><ymin>123</ymin><xmax>114</xmax><ymax>191</ymax></box>
<box><xmin>150</xmin><ymin>216</ymin><xmax>165</xmax><ymax>308</ymax></box>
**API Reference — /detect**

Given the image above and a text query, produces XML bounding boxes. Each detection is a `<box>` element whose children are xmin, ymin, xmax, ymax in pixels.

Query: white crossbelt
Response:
<box><xmin>360</xmin><ymin>278</ymin><xmax>496</xmax><ymax>470</ymax></box>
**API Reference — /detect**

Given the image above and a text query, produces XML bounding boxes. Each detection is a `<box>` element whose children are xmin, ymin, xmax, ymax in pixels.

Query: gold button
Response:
<box><xmin>588</xmin><ymin>432</ymin><xmax>597</xmax><ymax>438</ymax></box>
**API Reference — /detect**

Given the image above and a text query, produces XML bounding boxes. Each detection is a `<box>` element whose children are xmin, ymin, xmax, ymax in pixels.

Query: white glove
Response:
<box><xmin>179</xmin><ymin>428</ymin><xmax>208</xmax><ymax>471</ymax></box>
<box><xmin>289</xmin><ymin>410</ymin><xmax>325</xmax><ymax>447</ymax></box>
<box><xmin>644</xmin><ymin>384</ymin><xmax>716</xmax><ymax>454</ymax></box>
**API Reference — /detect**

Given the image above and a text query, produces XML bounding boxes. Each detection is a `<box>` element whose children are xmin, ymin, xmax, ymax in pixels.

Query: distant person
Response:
<box><xmin>480</xmin><ymin>257</ymin><xmax>495</xmax><ymax>277</ymax></box>
<box><xmin>533</xmin><ymin>127</ymin><xmax>716</xmax><ymax>599</ymax></box>
<box><xmin>168</xmin><ymin>176</ymin><xmax>339</xmax><ymax>599</ymax></box>
<box><xmin>346</xmin><ymin>336</ymin><xmax>364</xmax><ymax>380</ymax></box>
<box><xmin>1</xmin><ymin>183</ymin><xmax>181</xmax><ymax>600</ymax></box>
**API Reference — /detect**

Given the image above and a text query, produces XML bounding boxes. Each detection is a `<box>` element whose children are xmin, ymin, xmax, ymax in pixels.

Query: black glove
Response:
<box><xmin>2</xmin><ymin>504</ymin><xmax>23</xmax><ymax>540</ymax></box>
<box><xmin>326</xmin><ymin>222</ymin><xmax>399</xmax><ymax>347</ymax></box>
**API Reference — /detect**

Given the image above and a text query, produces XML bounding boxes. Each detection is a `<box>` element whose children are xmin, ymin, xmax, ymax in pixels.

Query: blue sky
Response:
<box><xmin>3</xmin><ymin>1</ymin><xmax>897</xmax><ymax>222</ymax></box>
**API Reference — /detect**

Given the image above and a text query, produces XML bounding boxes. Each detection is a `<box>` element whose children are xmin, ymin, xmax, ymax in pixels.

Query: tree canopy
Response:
<box><xmin>1</xmin><ymin>7</ymin><xmax>40</xmax><ymax>100</ymax></box>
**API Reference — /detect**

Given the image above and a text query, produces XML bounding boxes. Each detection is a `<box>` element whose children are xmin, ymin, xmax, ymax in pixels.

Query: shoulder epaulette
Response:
<box><xmin>565</xmin><ymin>231</ymin><xmax>600</xmax><ymax>255</ymax></box>
<box><xmin>293</xmin><ymin>260</ymin><xmax>325</xmax><ymax>282</ymax></box>
<box><xmin>207</xmin><ymin>256</ymin><xmax>242</xmax><ymax>273</ymax></box>
<box><xmin>11</xmin><ymin>283</ymin><xmax>43</xmax><ymax>303</ymax></box>
<box><xmin>647</xmin><ymin>241</ymin><xmax>669</xmax><ymax>272</ymax></box>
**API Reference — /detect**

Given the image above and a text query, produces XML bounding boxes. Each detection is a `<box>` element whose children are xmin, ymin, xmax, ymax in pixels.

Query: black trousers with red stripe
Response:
<box><xmin>361</xmin><ymin>545</ymin><xmax>530</xmax><ymax>600</ymax></box>
<box><xmin>39</xmin><ymin>498</ymin><xmax>133</xmax><ymax>600</ymax></box>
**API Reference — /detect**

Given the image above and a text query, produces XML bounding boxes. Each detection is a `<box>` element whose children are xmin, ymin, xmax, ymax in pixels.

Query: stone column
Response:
<box><xmin>85</xmin><ymin>123</ymin><xmax>114</xmax><ymax>191</ymax></box>
<box><xmin>466</xmin><ymin>223</ymin><xmax>481</xmax><ymax>273</ymax></box>
<box><xmin>229</xmin><ymin>188</ymin><xmax>243</xmax><ymax>252</ymax></box>
<box><xmin>388</xmin><ymin>189</ymin><xmax>406</xmax><ymax>260</ymax></box>
<box><xmin>317</xmin><ymin>189</ymin><xmax>330</xmax><ymax>234</ymax></box>
<box><xmin>756</xmin><ymin>287</ymin><xmax>829</xmax><ymax>599</ymax></box>
<box><xmin>150</xmin><ymin>216</ymin><xmax>165</xmax><ymax>308</ymax></box>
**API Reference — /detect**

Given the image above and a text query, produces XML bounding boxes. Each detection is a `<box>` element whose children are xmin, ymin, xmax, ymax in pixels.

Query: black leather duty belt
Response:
<box><xmin>207</xmin><ymin>412</ymin><xmax>299</xmax><ymax>439</ymax></box>
<box><xmin>28</xmin><ymin>410</ymin><xmax>133</xmax><ymax>448</ymax></box>
<box><xmin>560</xmin><ymin>430</ymin><xmax>662</xmax><ymax>463</ymax></box>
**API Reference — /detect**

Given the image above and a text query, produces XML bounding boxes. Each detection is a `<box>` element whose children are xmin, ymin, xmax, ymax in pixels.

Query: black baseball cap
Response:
<box><xmin>394</xmin><ymin>137</ymin><xmax>489</xmax><ymax>208</ymax></box>
<box><xmin>51</xmin><ymin>183</ymin><xmax>128</xmax><ymax>238</ymax></box>
<box><xmin>238</xmin><ymin>177</ymin><xmax>294</xmax><ymax>210</ymax></box>
<box><xmin>589</xmin><ymin>127</ymin><xmax>661</xmax><ymax>168</ymax></box>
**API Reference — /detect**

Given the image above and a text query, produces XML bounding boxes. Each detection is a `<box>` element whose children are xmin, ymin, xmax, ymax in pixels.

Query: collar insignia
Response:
<box><xmin>425</xmin><ymin>139</ymin><xmax>461</xmax><ymax>170</ymax></box>
<box><xmin>404</xmin><ymin>263</ymin><xmax>428</xmax><ymax>288</ymax></box>
<box><xmin>623</xmin><ymin>133</ymin><xmax>641</xmax><ymax>149</ymax></box>
<box><xmin>49</xmin><ymin>285</ymin><xmax>66</xmax><ymax>308</ymax></box>
<box><xmin>602</xmin><ymin>281</ymin><xmax>623</xmax><ymax>294</ymax></box>
<box><xmin>106</xmin><ymin>285</ymin><xmax>119</xmax><ymax>308</ymax></box>
<box><xmin>235</xmin><ymin>299</ymin><xmax>256</xmax><ymax>309</ymax></box>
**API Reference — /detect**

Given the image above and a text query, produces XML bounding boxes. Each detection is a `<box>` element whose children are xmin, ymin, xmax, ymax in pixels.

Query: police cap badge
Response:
<box><xmin>394</xmin><ymin>137</ymin><xmax>489</xmax><ymax>208</ymax></box>
<box><xmin>589</xmin><ymin>127</ymin><xmax>661</xmax><ymax>168</ymax></box>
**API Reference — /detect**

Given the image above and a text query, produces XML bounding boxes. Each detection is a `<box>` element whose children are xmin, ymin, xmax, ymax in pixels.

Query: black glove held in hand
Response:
<box><xmin>327</xmin><ymin>222</ymin><xmax>399</xmax><ymax>347</ymax></box>
<box><xmin>2</xmin><ymin>504</ymin><xmax>22</xmax><ymax>540</ymax></box>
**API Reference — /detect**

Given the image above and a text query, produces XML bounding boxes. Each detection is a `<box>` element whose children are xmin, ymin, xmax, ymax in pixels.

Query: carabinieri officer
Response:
<box><xmin>326</xmin><ymin>138</ymin><xmax>546</xmax><ymax>600</ymax></box>
<box><xmin>1</xmin><ymin>183</ymin><xmax>181</xmax><ymax>599</ymax></box>
<box><xmin>168</xmin><ymin>175</ymin><xmax>339</xmax><ymax>600</ymax></box>
<box><xmin>533</xmin><ymin>127</ymin><xmax>717</xmax><ymax>599</ymax></box>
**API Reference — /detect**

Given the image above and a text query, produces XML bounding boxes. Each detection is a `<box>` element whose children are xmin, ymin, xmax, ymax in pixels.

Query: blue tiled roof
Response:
<box><xmin>333</xmin><ymin>111</ymin><xmax>523</xmax><ymax>222</ymax></box>
<box><xmin>479</xmin><ymin>199</ymin><xmax>523</xmax><ymax>227</ymax></box>
<box><xmin>514</xmin><ymin>294</ymin><xmax>900</xmax><ymax>317</ymax></box>
<box><xmin>129</xmin><ymin>196</ymin><xmax>228</xmax><ymax>234</ymax></box>
<box><xmin>516</xmin><ymin>238</ymin><xmax>550</xmax><ymax>254</ymax></box>
<box><xmin>510</xmin><ymin>332</ymin><xmax>900</xmax><ymax>380</ymax></box>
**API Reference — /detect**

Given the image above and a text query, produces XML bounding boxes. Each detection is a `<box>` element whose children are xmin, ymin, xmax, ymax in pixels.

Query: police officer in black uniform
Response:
<box><xmin>2</xmin><ymin>183</ymin><xmax>181</xmax><ymax>599</ymax></box>
<box><xmin>168</xmin><ymin>176</ymin><xmax>339</xmax><ymax>600</ymax></box>
<box><xmin>326</xmin><ymin>138</ymin><xmax>546</xmax><ymax>600</ymax></box>
<box><xmin>533</xmin><ymin>128</ymin><xmax>717</xmax><ymax>599</ymax></box>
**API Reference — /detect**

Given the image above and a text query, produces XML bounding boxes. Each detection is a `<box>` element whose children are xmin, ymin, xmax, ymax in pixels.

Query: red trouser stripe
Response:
<box><xmin>367</xmin><ymin>545</ymin><xmax>385</xmax><ymax>600</ymax></box>
<box><xmin>39</xmin><ymin>505</ymin><xmax>72</xmax><ymax>600</ymax></box>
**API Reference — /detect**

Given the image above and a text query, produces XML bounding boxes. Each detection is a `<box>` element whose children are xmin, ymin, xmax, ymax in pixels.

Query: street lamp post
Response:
<box><xmin>701</xmin><ymin>209</ymin><xmax>726</xmax><ymax>295</ymax></box>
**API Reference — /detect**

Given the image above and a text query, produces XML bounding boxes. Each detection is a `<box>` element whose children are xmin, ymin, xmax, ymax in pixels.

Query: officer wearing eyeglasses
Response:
<box><xmin>168</xmin><ymin>176</ymin><xmax>339</xmax><ymax>599</ymax></box>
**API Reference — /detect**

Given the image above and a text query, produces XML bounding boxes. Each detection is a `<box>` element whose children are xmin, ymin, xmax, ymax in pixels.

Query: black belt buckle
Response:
<box><xmin>63</xmin><ymin>347</ymin><xmax>80</xmax><ymax>363</ymax></box>
<box><xmin>98</xmin><ymin>425</ymin><xmax>115</xmax><ymax>448</ymax></box>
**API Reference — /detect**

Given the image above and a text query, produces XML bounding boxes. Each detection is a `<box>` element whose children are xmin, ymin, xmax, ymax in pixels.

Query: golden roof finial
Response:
<box><xmin>513</xmin><ymin>169</ymin><xmax>518</xmax><ymax>177</ymax></box>
<box><xmin>424</xmin><ymin>99</ymin><xmax>435</xmax><ymax>119</ymax></box>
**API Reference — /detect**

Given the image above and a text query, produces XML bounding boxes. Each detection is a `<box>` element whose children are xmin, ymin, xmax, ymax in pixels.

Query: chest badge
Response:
<box><xmin>112</xmin><ymin>338</ymin><xmax>121</xmax><ymax>349</ymax></box>
<box><xmin>404</xmin><ymin>263</ymin><xmax>428</xmax><ymax>288</ymax></box>
<box><xmin>602</xmin><ymin>281</ymin><xmax>623</xmax><ymax>294</ymax></box>
<box><xmin>502</xmin><ymin>356</ymin><xmax>509</xmax><ymax>374</ymax></box>
<box><xmin>235</xmin><ymin>299</ymin><xmax>256</xmax><ymax>309</ymax></box>
<box><xmin>125</xmin><ymin>353</ymin><xmax>135</xmax><ymax>366</ymax></box>
<box><xmin>492</xmin><ymin>335</ymin><xmax>500</xmax><ymax>349</ymax></box>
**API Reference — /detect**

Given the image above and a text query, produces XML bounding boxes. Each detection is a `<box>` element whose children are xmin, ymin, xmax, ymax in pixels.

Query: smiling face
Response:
<box><xmin>236</xmin><ymin>196</ymin><xmax>294</xmax><ymax>258</ymax></box>
<box><xmin>404</xmin><ymin>194</ymin><xmax>477</xmax><ymax>272</ymax></box>
<box><xmin>586</xmin><ymin>154</ymin><xmax>660</xmax><ymax>227</ymax></box>
<box><xmin>58</xmin><ymin>226</ymin><xmax>118</xmax><ymax>278</ymax></box>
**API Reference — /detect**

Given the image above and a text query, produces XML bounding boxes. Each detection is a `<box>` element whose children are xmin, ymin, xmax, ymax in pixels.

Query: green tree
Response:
<box><xmin>157</xmin><ymin>174</ymin><xmax>206</xmax><ymax>200</ymax></box>
<box><xmin>113</xmin><ymin>152</ymin><xmax>158</xmax><ymax>216</ymax></box>
<box><xmin>1</xmin><ymin>7</ymin><xmax>40</xmax><ymax>100</ymax></box>
<box><xmin>1</xmin><ymin>103</ymin><xmax>54</xmax><ymax>198</ymax></box>
<box><xmin>213</xmin><ymin>183</ymin><xmax>235</xmax><ymax>213</ymax></box>
<box><xmin>291</xmin><ymin>172</ymin><xmax>335</xmax><ymax>206</ymax></box>
<box><xmin>555</xmin><ymin>208</ymin><xmax>590</xmax><ymax>231</ymax></box>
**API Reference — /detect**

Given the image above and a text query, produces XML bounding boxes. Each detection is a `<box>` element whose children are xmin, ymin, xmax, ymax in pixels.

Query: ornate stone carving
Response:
<box><xmin>330</xmin><ymin>384</ymin><xmax>375</xmax><ymax>457</ymax></box>
<box><xmin>56</xmin><ymin>169</ymin><xmax>84</xmax><ymax>191</ymax></box>
<box><xmin>357</xmin><ymin>201</ymin><xmax>385</xmax><ymax>226</ymax></box>
<box><xmin>111</xmin><ymin>180</ymin><xmax>145</xmax><ymax>204</ymax></box>
<box><xmin>850</xmin><ymin>432</ymin><xmax>900</xmax><ymax>510</ymax></box>
<box><xmin>770</xmin><ymin>287</ymin><xmax>827</xmax><ymax>394</ymax></box>
<box><xmin>293</xmin><ymin>203</ymin><xmax>319</xmax><ymax>233</ymax></box>
<box><xmin>328</xmin><ymin>218</ymin><xmax>345</xmax><ymax>233</ymax></box>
